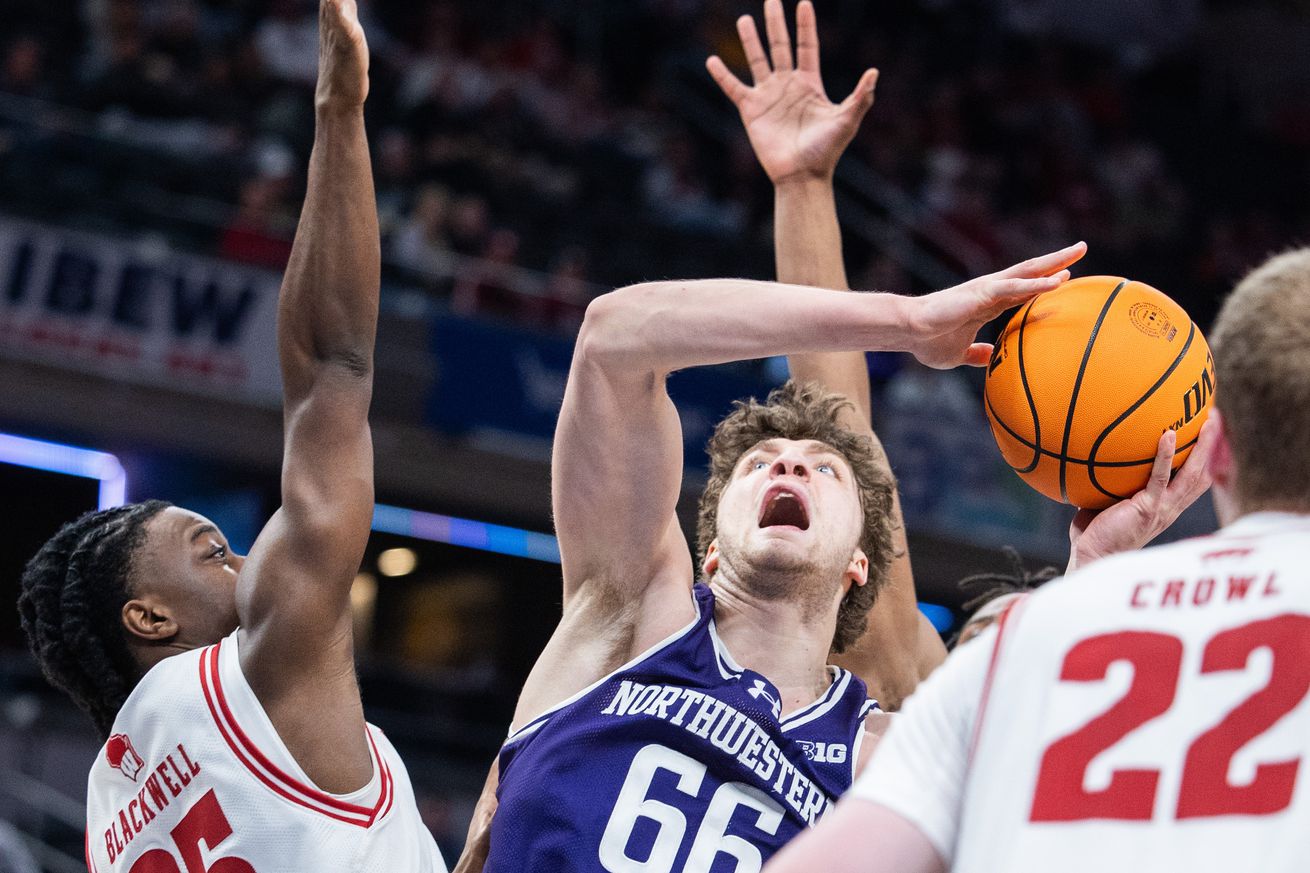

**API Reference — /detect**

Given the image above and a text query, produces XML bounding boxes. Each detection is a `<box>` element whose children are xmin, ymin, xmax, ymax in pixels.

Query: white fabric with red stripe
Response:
<box><xmin>85</xmin><ymin>629</ymin><xmax>445</xmax><ymax>873</ymax></box>
<box><xmin>851</xmin><ymin>512</ymin><xmax>1310</xmax><ymax>873</ymax></box>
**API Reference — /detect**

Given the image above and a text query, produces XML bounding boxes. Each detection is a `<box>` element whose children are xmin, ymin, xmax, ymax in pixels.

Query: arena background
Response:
<box><xmin>0</xmin><ymin>0</ymin><xmax>1307</xmax><ymax>867</ymax></box>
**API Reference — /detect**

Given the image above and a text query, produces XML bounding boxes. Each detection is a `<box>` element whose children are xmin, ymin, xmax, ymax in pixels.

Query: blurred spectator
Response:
<box><xmin>0</xmin><ymin>36</ymin><xmax>48</xmax><ymax>98</ymax></box>
<box><xmin>542</xmin><ymin>246</ymin><xmax>594</xmax><ymax>332</ymax></box>
<box><xmin>255</xmin><ymin>0</ymin><xmax>320</xmax><ymax>86</ymax></box>
<box><xmin>219</xmin><ymin>175</ymin><xmax>294</xmax><ymax>268</ymax></box>
<box><xmin>391</xmin><ymin>183</ymin><xmax>455</xmax><ymax>277</ymax></box>
<box><xmin>0</xmin><ymin>0</ymin><xmax>1306</xmax><ymax>334</ymax></box>
<box><xmin>452</xmin><ymin>228</ymin><xmax>538</xmax><ymax>323</ymax></box>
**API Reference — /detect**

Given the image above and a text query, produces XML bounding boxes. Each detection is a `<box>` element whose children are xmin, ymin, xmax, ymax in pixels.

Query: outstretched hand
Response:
<box><xmin>707</xmin><ymin>0</ymin><xmax>878</xmax><ymax>184</ymax></box>
<box><xmin>905</xmin><ymin>242</ymin><xmax>1088</xmax><ymax>369</ymax></box>
<box><xmin>1067</xmin><ymin>418</ymin><xmax>1219</xmax><ymax>573</ymax></box>
<box><xmin>316</xmin><ymin>0</ymin><xmax>369</xmax><ymax>111</ymax></box>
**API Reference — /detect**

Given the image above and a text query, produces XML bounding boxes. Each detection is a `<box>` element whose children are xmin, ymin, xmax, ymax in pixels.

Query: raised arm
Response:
<box><xmin>709</xmin><ymin>0</ymin><xmax>1083</xmax><ymax>707</ymax></box>
<box><xmin>555</xmin><ymin>271</ymin><xmax>1072</xmax><ymax>600</ymax></box>
<box><xmin>507</xmin><ymin>270</ymin><xmax>1066</xmax><ymax>731</ymax></box>
<box><xmin>233</xmin><ymin>0</ymin><xmax>380</xmax><ymax>790</ymax></box>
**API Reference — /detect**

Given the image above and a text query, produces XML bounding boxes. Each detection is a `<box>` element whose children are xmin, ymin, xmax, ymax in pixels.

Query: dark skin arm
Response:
<box><xmin>453</xmin><ymin>763</ymin><xmax>498</xmax><ymax>873</ymax></box>
<box><xmin>233</xmin><ymin>0</ymin><xmax>380</xmax><ymax>793</ymax></box>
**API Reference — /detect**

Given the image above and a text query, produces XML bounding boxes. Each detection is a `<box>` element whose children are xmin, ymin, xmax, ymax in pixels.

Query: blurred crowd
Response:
<box><xmin>1</xmin><ymin>0</ymin><xmax>1307</xmax><ymax>331</ymax></box>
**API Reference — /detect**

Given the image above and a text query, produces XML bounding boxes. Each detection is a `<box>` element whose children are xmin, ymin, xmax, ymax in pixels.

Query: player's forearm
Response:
<box><xmin>577</xmin><ymin>278</ymin><xmax>914</xmax><ymax>377</ymax></box>
<box><xmin>278</xmin><ymin>105</ymin><xmax>380</xmax><ymax>401</ymax></box>
<box><xmin>775</xmin><ymin>177</ymin><xmax>873</xmax><ymax>424</ymax></box>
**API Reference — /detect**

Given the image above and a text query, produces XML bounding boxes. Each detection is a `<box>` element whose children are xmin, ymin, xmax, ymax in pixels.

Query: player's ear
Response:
<box><xmin>1206</xmin><ymin>410</ymin><xmax>1233</xmax><ymax>486</ymax></box>
<box><xmin>844</xmin><ymin>548</ymin><xmax>869</xmax><ymax>592</ymax></box>
<box><xmin>1205</xmin><ymin>410</ymin><xmax>1241</xmax><ymax>522</ymax></box>
<box><xmin>121</xmin><ymin>597</ymin><xmax>179</xmax><ymax>643</ymax></box>
<box><xmin>702</xmin><ymin>540</ymin><xmax>720</xmax><ymax>578</ymax></box>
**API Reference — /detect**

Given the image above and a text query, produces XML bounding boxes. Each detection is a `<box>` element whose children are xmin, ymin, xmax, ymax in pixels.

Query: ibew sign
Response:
<box><xmin>0</xmin><ymin>216</ymin><xmax>281</xmax><ymax>404</ymax></box>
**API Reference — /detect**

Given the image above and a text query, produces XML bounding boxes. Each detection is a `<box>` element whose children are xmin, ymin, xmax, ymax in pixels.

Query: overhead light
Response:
<box><xmin>377</xmin><ymin>547</ymin><xmax>418</xmax><ymax>577</ymax></box>
<box><xmin>372</xmin><ymin>504</ymin><xmax>561</xmax><ymax>563</ymax></box>
<box><xmin>0</xmin><ymin>432</ymin><xmax>126</xmax><ymax>509</ymax></box>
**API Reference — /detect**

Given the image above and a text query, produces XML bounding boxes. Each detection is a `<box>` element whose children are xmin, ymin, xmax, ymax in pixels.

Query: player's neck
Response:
<box><xmin>130</xmin><ymin>638</ymin><xmax>201</xmax><ymax>675</ymax></box>
<box><xmin>707</xmin><ymin>573</ymin><xmax>836</xmax><ymax>716</ymax></box>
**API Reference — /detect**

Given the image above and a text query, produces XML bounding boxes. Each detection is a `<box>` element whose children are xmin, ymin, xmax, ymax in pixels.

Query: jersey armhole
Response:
<box><xmin>503</xmin><ymin>586</ymin><xmax>706</xmax><ymax>746</ymax></box>
<box><xmin>198</xmin><ymin>640</ymin><xmax>395</xmax><ymax>828</ymax></box>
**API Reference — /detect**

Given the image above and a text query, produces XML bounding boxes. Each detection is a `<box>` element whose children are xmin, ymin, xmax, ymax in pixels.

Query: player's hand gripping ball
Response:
<box><xmin>984</xmin><ymin>276</ymin><xmax>1214</xmax><ymax>509</ymax></box>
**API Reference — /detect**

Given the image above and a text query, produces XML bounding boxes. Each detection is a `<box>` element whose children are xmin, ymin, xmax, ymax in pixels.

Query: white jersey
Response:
<box><xmin>85</xmin><ymin>631</ymin><xmax>446</xmax><ymax>873</ymax></box>
<box><xmin>853</xmin><ymin>512</ymin><xmax>1310</xmax><ymax>872</ymax></box>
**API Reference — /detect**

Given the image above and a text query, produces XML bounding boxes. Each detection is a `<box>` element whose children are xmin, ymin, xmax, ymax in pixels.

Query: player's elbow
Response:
<box><xmin>575</xmin><ymin>283</ymin><xmax>665</xmax><ymax>370</ymax></box>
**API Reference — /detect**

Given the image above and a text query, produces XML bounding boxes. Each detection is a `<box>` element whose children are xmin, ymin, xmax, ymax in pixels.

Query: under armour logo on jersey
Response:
<box><xmin>747</xmin><ymin>679</ymin><xmax>782</xmax><ymax>719</ymax></box>
<box><xmin>105</xmin><ymin>733</ymin><xmax>145</xmax><ymax>782</ymax></box>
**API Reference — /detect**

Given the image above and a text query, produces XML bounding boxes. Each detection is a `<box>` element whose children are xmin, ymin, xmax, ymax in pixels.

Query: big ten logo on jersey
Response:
<box><xmin>100</xmin><ymin>741</ymin><xmax>254</xmax><ymax>873</ymax></box>
<box><xmin>1028</xmin><ymin>612</ymin><xmax>1310</xmax><ymax>824</ymax></box>
<box><xmin>797</xmin><ymin>740</ymin><xmax>847</xmax><ymax>765</ymax></box>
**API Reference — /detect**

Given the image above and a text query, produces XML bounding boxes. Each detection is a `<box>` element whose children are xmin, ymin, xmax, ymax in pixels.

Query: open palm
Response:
<box><xmin>708</xmin><ymin>0</ymin><xmax>878</xmax><ymax>184</ymax></box>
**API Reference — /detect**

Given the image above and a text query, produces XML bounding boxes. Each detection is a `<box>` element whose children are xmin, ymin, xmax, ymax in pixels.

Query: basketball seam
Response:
<box><xmin>986</xmin><ymin>391</ymin><xmax>1201</xmax><ymax>467</ymax></box>
<box><xmin>1085</xmin><ymin>321</ymin><xmax>1198</xmax><ymax>502</ymax></box>
<box><xmin>1014</xmin><ymin>299</ymin><xmax>1042</xmax><ymax>474</ymax></box>
<box><xmin>1057</xmin><ymin>280</ymin><xmax>1128</xmax><ymax>503</ymax></box>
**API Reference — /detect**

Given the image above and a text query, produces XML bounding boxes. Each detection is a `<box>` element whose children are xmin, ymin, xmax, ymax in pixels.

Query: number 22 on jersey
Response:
<box><xmin>1030</xmin><ymin>614</ymin><xmax>1310</xmax><ymax>822</ymax></box>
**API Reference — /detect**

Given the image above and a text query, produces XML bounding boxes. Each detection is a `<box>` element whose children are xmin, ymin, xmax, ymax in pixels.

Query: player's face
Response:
<box><xmin>128</xmin><ymin>507</ymin><xmax>244</xmax><ymax>647</ymax></box>
<box><xmin>710</xmin><ymin>438</ymin><xmax>865</xmax><ymax>591</ymax></box>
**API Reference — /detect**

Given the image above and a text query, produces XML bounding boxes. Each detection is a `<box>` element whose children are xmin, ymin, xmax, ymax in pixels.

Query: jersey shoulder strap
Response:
<box><xmin>204</xmin><ymin>632</ymin><xmax>395</xmax><ymax>828</ymax></box>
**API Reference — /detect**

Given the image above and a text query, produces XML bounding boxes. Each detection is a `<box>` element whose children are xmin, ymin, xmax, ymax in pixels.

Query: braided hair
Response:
<box><xmin>947</xmin><ymin>547</ymin><xmax>1058</xmax><ymax>649</ymax></box>
<box><xmin>17</xmin><ymin>501</ymin><xmax>172</xmax><ymax>738</ymax></box>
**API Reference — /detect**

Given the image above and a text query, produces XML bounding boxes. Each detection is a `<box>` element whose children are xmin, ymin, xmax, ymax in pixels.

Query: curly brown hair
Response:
<box><xmin>696</xmin><ymin>381</ymin><xmax>896</xmax><ymax>654</ymax></box>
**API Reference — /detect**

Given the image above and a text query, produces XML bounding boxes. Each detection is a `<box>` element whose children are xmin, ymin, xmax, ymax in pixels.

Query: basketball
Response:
<box><xmin>984</xmin><ymin>276</ymin><xmax>1215</xmax><ymax>510</ymax></box>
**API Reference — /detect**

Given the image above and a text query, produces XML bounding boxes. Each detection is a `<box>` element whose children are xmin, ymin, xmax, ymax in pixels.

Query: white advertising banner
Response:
<box><xmin>0</xmin><ymin>216</ymin><xmax>282</xmax><ymax>405</ymax></box>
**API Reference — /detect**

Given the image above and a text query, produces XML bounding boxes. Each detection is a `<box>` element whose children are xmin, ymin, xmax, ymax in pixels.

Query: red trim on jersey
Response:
<box><xmin>85</xmin><ymin>830</ymin><xmax>96</xmax><ymax>873</ymax></box>
<box><xmin>968</xmin><ymin>594</ymin><xmax>1027</xmax><ymax>765</ymax></box>
<box><xmin>198</xmin><ymin>642</ymin><xmax>394</xmax><ymax>828</ymax></box>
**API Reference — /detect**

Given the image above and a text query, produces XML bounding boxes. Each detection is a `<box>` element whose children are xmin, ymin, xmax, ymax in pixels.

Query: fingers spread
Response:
<box><xmin>706</xmin><ymin>56</ymin><xmax>749</xmax><ymax>104</ymax></box>
<box><xmin>996</xmin><ymin>241</ymin><xmax>1088</xmax><ymax>280</ymax></box>
<box><xmin>796</xmin><ymin>0</ymin><xmax>820</xmax><ymax>73</ymax></box>
<box><xmin>737</xmin><ymin>15</ymin><xmax>772</xmax><ymax>83</ymax></box>
<box><xmin>763</xmin><ymin>0</ymin><xmax>794</xmax><ymax>72</ymax></box>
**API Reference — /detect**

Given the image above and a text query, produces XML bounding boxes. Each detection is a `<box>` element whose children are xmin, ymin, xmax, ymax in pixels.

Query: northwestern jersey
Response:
<box><xmin>85</xmin><ymin>630</ymin><xmax>446</xmax><ymax>873</ymax></box>
<box><xmin>487</xmin><ymin>583</ymin><xmax>879</xmax><ymax>873</ymax></box>
<box><xmin>854</xmin><ymin>511</ymin><xmax>1310</xmax><ymax>873</ymax></box>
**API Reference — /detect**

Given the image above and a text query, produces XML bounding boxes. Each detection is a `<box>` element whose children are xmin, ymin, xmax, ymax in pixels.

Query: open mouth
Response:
<box><xmin>758</xmin><ymin>487</ymin><xmax>810</xmax><ymax>531</ymax></box>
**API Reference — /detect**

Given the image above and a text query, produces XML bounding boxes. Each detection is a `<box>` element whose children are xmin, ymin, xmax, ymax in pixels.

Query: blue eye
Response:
<box><xmin>817</xmin><ymin>464</ymin><xmax>835</xmax><ymax>476</ymax></box>
<box><xmin>752</xmin><ymin>461</ymin><xmax>768</xmax><ymax>471</ymax></box>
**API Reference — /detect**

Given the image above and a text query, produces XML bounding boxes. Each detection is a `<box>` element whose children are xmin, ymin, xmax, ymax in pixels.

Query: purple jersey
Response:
<box><xmin>486</xmin><ymin>583</ymin><xmax>878</xmax><ymax>872</ymax></box>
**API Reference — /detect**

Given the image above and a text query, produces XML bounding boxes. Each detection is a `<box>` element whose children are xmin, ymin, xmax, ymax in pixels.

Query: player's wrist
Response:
<box><xmin>857</xmin><ymin>291</ymin><xmax>918</xmax><ymax>353</ymax></box>
<box><xmin>314</xmin><ymin>92</ymin><xmax>367</xmax><ymax>118</ymax></box>
<box><xmin>773</xmin><ymin>169</ymin><xmax>836</xmax><ymax>191</ymax></box>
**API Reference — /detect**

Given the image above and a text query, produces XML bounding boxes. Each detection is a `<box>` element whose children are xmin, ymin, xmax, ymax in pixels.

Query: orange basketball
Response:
<box><xmin>984</xmin><ymin>276</ymin><xmax>1215</xmax><ymax>510</ymax></box>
